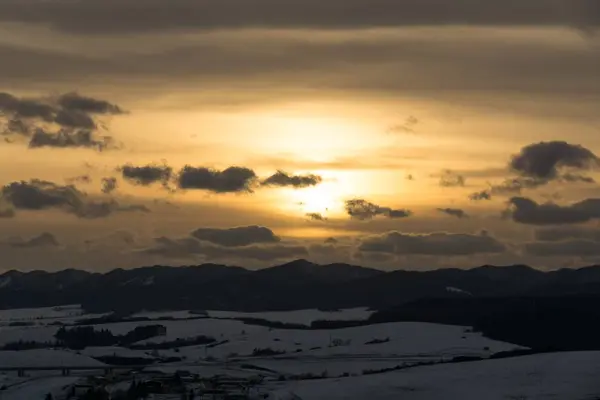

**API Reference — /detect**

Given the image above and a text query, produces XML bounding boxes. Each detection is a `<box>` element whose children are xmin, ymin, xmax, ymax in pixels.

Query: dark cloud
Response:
<box><xmin>469</xmin><ymin>141</ymin><xmax>598</xmax><ymax>201</ymax></box>
<box><xmin>437</xmin><ymin>208</ymin><xmax>469</xmax><ymax>219</ymax></box>
<box><xmin>0</xmin><ymin>92</ymin><xmax>54</xmax><ymax>121</ymax></box>
<box><xmin>506</xmin><ymin>196</ymin><xmax>600</xmax><ymax>225</ymax></box>
<box><xmin>0</xmin><ymin>0</ymin><xmax>597</xmax><ymax>34</ymax></box>
<box><xmin>57</xmin><ymin>92</ymin><xmax>124</xmax><ymax>115</ymax></box>
<box><xmin>306</xmin><ymin>212</ymin><xmax>327</xmax><ymax>221</ymax></box>
<box><xmin>0</xmin><ymin>179</ymin><xmax>148</xmax><ymax>219</ymax></box>
<box><xmin>357</xmin><ymin>230</ymin><xmax>506</xmax><ymax>256</ymax></box>
<box><xmin>469</xmin><ymin>190</ymin><xmax>492</xmax><ymax>201</ymax></box>
<box><xmin>439</xmin><ymin>170</ymin><xmax>466</xmax><ymax>187</ymax></box>
<box><xmin>2</xmin><ymin>28</ymin><xmax>599</xmax><ymax>104</ymax></box>
<box><xmin>53</xmin><ymin>109</ymin><xmax>97</xmax><ymax>130</ymax></box>
<box><xmin>524</xmin><ymin>239</ymin><xmax>600</xmax><ymax>257</ymax></box>
<box><xmin>120</xmin><ymin>164</ymin><xmax>172</xmax><ymax>186</ymax></box>
<box><xmin>510</xmin><ymin>141</ymin><xmax>599</xmax><ymax>181</ymax></box>
<box><xmin>324</xmin><ymin>237</ymin><xmax>338</xmax><ymax>244</ymax></box>
<box><xmin>28</xmin><ymin>128</ymin><xmax>113</xmax><ymax>151</ymax></box>
<box><xmin>145</xmin><ymin>236</ymin><xmax>306</xmax><ymax>261</ymax></box>
<box><xmin>65</xmin><ymin>175</ymin><xmax>92</xmax><ymax>185</ymax></box>
<box><xmin>10</xmin><ymin>232</ymin><xmax>60</xmax><ymax>248</ymax></box>
<box><xmin>535</xmin><ymin>227</ymin><xmax>600</xmax><ymax>242</ymax></box>
<box><xmin>560</xmin><ymin>173</ymin><xmax>596</xmax><ymax>184</ymax></box>
<box><xmin>1</xmin><ymin>92</ymin><xmax>124</xmax><ymax>151</ymax></box>
<box><xmin>3</xmin><ymin>119</ymin><xmax>31</xmax><ymax>136</ymax></box>
<box><xmin>261</xmin><ymin>171</ymin><xmax>322</xmax><ymax>188</ymax></box>
<box><xmin>101</xmin><ymin>177</ymin><xmax>118</xmax><ymax>194</ymax></box>
<box><xmin>190</xmin><ymin>225</ymin><xmax>280</xmax><ymax>247</ymax></box>
<box><xmin>345</xmin><ymin>199</ymin><xmax>412</xmax><ymax>220</ymax></box>
<box><xmin>177</xmin><ymin>166</ymin><xmax>257</xmax><ymax>193</ymax></box>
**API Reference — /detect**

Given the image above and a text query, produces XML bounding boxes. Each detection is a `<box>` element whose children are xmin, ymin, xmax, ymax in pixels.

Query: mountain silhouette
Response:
<box><xmin>1</xmin><ymin>260</ymin><xmax>599</xmax><ymax>313</ymax></box>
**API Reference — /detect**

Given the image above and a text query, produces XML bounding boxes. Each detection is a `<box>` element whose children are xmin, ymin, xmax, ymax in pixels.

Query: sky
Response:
<box><xmin>0</xmin><ymin>0</ymin><xmax>600</xmax><ymax>272</ymax></box>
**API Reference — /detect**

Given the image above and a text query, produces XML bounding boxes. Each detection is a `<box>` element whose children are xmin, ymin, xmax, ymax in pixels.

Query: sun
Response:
<box><xmin>291</xmin><ymin>183</ymin><xmax>342</xmax><ymax>216</ymax></box>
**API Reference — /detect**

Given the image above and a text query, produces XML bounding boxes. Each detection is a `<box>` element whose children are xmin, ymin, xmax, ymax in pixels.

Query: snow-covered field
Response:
<box><xmin>0</xmin><ymin>305</ymin><xmax>598</xmax><ymax>399</ymax></box>
<box><xmin>0</xmin><ymin>305</ymin><xmax>82</xmax><ymax>322</ymax></box>
<box><xmin>0</xmin><ymin>349</ymin><xmax>104</xmax><ymax>368</ymax></box>
<box><xmin>271</xmin><ymin>351</ymin><xmax>600</xmax><ymax>400</ymax></box>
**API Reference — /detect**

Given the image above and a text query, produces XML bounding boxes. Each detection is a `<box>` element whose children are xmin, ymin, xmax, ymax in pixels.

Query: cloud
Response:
<box><xmin>524</xmin><ymin>239</ymin><xmax>600</xmax><ymax>257</ymax></box>
<box><xmin>190</xmin><ymin>225</ymin><xmax>280</xmax><ymax>247</ymax></box>
<box><xmin>177</xmin><ymin>165</ymin><xmax>257</xmax><ymax>193</ymax></box>
<box><xmin>261</xmin><ymin>171</ymin><xmax>322</xmax><ymax>188</ymax></box>
<box><xmin>469</xmin><ymin>141</ymin><xmax>599</xmax><ymax>200</ymax></box>
<box><xmin>469</xmin><ymin>190</ymin><xmax>492</xmax><ymax>201</ymax></box>
<box><xmin>345</xmin><ymin>199</ymin><xmax>413</xmax><ymax>220</ymax></box>
<box><xmin>506</xmin><ymin>196</ymin><xmax>600</xmax><ymax>225</ymax></box>
<box><xmin>0</xmin><ymin>179</ymin><xmax>148</xmax><ymax>219</ymax></box>
<box><xmin>324</xmin><ymin>237</ymin><xmax>338</xmax><ymax>244</ymax></box>
<box><xmin>2</xmin><ymin>27</ymin><xmax>599</xmax><ymax>107</ymax></box>
<box><xmin>65</xmin><ymin>175</ymin><xmax>92</xmax><ymax>185</ymax></box>
<box><xmin>120</xmin><ymin>164</ymin><xmax>172</xmax><ymax>186</ymax></box>
<box><xmin>144</xmin><ymin>235</ymin><xmax>306</xmax><ymax>261</ymax></box>
<box><xmin>1</xmin><ymin>92</ymin><xmax>124</xmax><ymax>151</ymax></box>
<box><xmin>439</xmin><ymin>170</ymin><xmax>466</xmax><ymax>187</ymax></box>
<box><xmin>101</xmin><ymin>177</ymin><xmax>118</xmax><ymax>194</ymax></box>
<box><xmin>57</xmin><ymin>92</ymin><xmax>124</xmax><ymax>115</ymax></box>
<box><xmin>53</xmin><ymin>109</ymin><xmax>96</xmax><ymax>130</ymax></box>
<box><xmin>535</xmin><ymin>227</ymin><xmax>600</xmax><ymax>242</ymax></box>
<box><xmin>357</xmin><ymin>230</ymin><xmax>506</xmax><ymax>256</ymax></box>
<box><xmin>0</xmin><ymin>0</ymin><xmax>597</xmax><ymax>34</ymax></box>
<box><xmin>387</xmin><ymin>115</ymin><xmax>419</xmax><ymax>134</ymax></box>
<box><xmin>0</xmin><ymin>92</ymin><xmax>54</xmax><ymax>121</ymax></box>
<box><xmin>509</xmin><ymin>141</ymin><xmax>599</xmax><ymax>181</ymax></box>
<box><xmin>28</xmin><ymin>128</ymin><xmax>113</xmax><ymax>151</ymax></box>
<box><xmin>437</xmin><ymin>208</ymin><xmax>469</xmax><ymax>219</ymax></box>
<box><xmin>9</xmin><ymin>232</ymin><xmax>60</xmax><ymax>248</ymax></box>
<box><xmin>306</xmin><ymin>212</ymin><xmax>327</xmax><ymax>221</ymax></box>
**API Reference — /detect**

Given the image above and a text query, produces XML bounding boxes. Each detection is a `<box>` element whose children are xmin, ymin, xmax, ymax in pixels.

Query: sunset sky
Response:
<box><xmin>1</xmin><ymin>0</ymin><xmax>599</xmax><ymax>271</ymax></box>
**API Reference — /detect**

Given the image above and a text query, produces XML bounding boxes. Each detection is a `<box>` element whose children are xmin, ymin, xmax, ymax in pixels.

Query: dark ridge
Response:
<box><xmin>2</xmin><ymin>260</ymin><xmax>600</xmax><ymax>314</ymax></box>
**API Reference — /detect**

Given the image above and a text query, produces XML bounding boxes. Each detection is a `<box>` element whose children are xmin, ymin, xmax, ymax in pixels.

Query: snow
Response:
<box><xmin>197</xmin><ymin>322</ymin><xmax>521</xmax><ymax>361</ymax></box>
<box><xmin>446</xmin><ymin>286</ymin><xmax>472</xmax><ymax>296</ymax></box>
<box><xmin>0</xmin><ymin>325</ymin><xmax>59</xmax><ymax>345</ymax></box>
<box><xmin>0</xmin><ymin>305</ymin><xmax>82</xmax><ymax>322</ymax></box>
<box><xmin>0</xmin><ymin>349</ymin><xmax>105</xmax><ymax>368</ymax></box>
<box><xmin>271</xmin><ymin>351</ymin><xmax>600</xmax><ymax>400</ymax></box>
<box><xmin>0</xmin><ymin>376</ymin><xmax>80</xmax><ymax>400</ymax></box>
<box><xmin>207</xmin><ymin>308</ymin><xmax>373</xmax><ymax>326</ymax></box>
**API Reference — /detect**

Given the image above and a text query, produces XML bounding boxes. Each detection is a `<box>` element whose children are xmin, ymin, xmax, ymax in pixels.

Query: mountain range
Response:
<box><xmin>2</xmin><ymin>259</ymin><xmax>600</xmax><ymax>313</ymax></box>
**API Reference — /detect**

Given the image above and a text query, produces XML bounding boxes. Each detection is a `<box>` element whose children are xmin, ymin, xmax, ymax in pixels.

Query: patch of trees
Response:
<box><xmin>1</xmin><ymin>340</ymin><xmax>58</xmax><ymax>351</ymax></box>
<box><xmin>251</xmin><ymin>347</ymin><xmax>286</xmax><ymax>357</ymax></box>
<box><xmin>55</xmin><ymin>325</ymin><xmax>167</xmax><ymax>349</ymax></box>
<box><xmin>74</xmin><ymin>313</ymin><xmax>208</xmax><ymax>327</ymax></box>
<box><xmin>369</xmin><ymin>296</ymin><xmax>600</xmax><ymax>351</ymax></box>
<box><xmin>364</xmin><ymin>337</ymin><xmax>390</xmax><ymax>345</ymax></box>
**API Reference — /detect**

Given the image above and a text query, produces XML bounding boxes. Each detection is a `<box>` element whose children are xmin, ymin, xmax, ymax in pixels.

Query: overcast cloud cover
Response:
<box><xmin>0</xmin><ymin>0</ymin><xmax>599</xmax><ymax>272</ymax></box>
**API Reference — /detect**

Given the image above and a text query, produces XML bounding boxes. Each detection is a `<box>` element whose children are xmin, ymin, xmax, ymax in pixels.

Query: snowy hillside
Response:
<box><xmin>271</xmin><ymin>351</ymin><xmax>600</xmax><ymax>400</ymax></box>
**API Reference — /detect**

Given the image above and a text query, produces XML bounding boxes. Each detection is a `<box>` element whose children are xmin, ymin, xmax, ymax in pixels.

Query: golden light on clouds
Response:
<box><xmin>1</xmin><ymin>0</ymin><xmax>599</xmax><ymax>270</ymax></box>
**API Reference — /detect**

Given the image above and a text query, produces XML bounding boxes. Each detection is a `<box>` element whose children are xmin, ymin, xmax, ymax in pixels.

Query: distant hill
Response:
<box><xmin>1</xmin><ymin>260</ymin><xmax>600</xmax><ymax>313</ymax></box>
